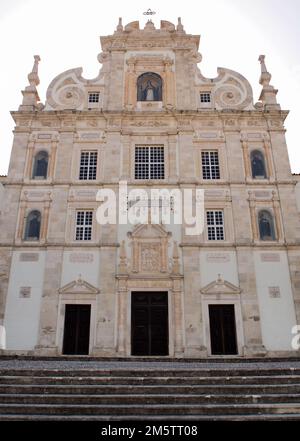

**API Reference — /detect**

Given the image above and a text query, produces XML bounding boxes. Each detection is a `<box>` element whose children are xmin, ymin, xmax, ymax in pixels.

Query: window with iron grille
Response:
<box><xmin>88</xmin><ymin>92</ymin><xmax>100</xmax><ymax>103</ymax></box>
<box><xmin>207</xmin><ymin>211</ymin><xmax>225</xmax><ymax>241</ymax></box>
<box><xmin>75</xmin><ymin>211</ymin><xmax>93</xmax><ymax>241</ymax></box>
<box><xmin>200</xmin><ymin>92</ymin><xmax>211</xmax><ymax>103</ymax></box>
<box><xmin>135</xmin><ymin>146</ymin><xmax>165</xmax><ymax>180</ymax></box>
<box><xmin>201</xmin><ymin>151</ymin><xmax>220</xmax><ymax>180</ymax></box>
<box><xmin>79</xmin><ymin>151</ymin><xmax>98</xmax><ymax>180</ymax></box>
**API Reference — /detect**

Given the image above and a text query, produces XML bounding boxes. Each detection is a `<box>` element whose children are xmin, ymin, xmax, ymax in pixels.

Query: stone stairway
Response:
<box><xmin>0</xmin><ymin>357</ymin><xmax>300</xmax><ymax>420</ymax></box>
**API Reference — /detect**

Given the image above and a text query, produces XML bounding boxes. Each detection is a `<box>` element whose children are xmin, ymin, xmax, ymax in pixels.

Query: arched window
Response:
<box><xmin>258</xmin><ymin>210</ymin><xmax>276</xmax><ymax>241</ymax></box>
<box><xmin>137</xmin><ymin>72</ymin><xmax>162</xmax><ymax>102</ymax></box>
<box><xmin>32</xmin><ymin>151</ymin><xmax>49</xmax><ymax>179</ymax></box>
<box><xmin>24</xmin><ymin>210</ymin><xmax>41</xmax><ymax>241</ymax></box>
<box><xmin>251</xmin><ymin>150</ymin><xmax>267</xmax><ymax>179</ymax></box>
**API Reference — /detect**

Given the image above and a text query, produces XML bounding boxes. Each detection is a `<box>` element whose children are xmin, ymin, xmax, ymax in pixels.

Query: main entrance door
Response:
<box><xmin>131</xmin><ymin>292</ymin><xmax>169</xmax><ymax>356</ymax></box>
<box><xmin>62</xmin><ymin>304</ymin><xmax>91</xmax><ymax>355</ymax></box>
<box><xmin>209</xmin><ymin>305</ymin><xmax>238</xmax><ymax>355</ymax></box>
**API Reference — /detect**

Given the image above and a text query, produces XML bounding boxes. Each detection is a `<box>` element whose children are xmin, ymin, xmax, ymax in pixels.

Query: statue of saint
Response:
<box><xmin>137</xmin><ymin>73</ymin><xmax>162</xmax><ymax>101</ymax></box>
<box><xmin>259</xmin><ymin>214</ymin><xmax>272</xmax><ymax>240</ymax></box>
<box><xmin>252</xmin><ymin>153</ymin><xmax>266</xmax><ymax>178</ymax></box>
<box><xmin>144</xmin><ymin>80</ymin><xmax>155</xmax><ymax>101</ymax></box>
<box><xmin>28</xmin><ymin>214</ymin><xmax>41</xmax><ymax>239</ymax></box>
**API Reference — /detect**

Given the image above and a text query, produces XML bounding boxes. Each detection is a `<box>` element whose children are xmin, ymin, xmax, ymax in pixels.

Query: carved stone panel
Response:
<box><xmin>128</xmin><ymin>224</ymin><xmax>171</xmax><ymax>275</ymax></box>
<box><xmin>141</xmin><ymin>244</ymin><xmax>160</xmax><ymax>272</ymax></box>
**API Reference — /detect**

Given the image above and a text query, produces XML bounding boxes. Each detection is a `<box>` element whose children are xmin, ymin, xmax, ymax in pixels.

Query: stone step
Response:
<box><xmin>1</xmin><ymin>384</ymin><xmax>300</xmax><ymax>395</ymax></box>
<box><xmin>1</xmin><ymin>358</ymin><xmax>299</xmax><ymax>420</ymax></box>
<box><xmin>0</xmin><ymin>368</ymin><xmax>299</xmax><ymax>377</ymax></box>
<box><xmin>0</xmin><ymin>393</ymin><xmax>300</xmax><ymax>405</ymax></box>
<box><xmin>1</xmin><ymin>374</ymin><xmax>300</xmax><ymax>386</ymax></box>
<box><xmin>2</xmin><ymin>356</ymin><xmax>300</xmax><ymax>363</ymax></box>
<box><xmin>1</xmin><ymin>413</ymin><xmax>300</xmax><ymax>421</ymax></box>
<box><xmin>0</xmin><ymin>402</ymin><xmax>300</xmax><ymax>416</ymax></box>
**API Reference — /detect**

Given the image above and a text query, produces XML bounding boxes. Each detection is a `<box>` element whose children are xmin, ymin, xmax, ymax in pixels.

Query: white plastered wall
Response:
<box><xmin>4</xmin><ymin>251</ymin><xmax>46</xmax><ymax>350</ymax></box>
<box><xmin>254</xmin><ymin>250</ymin><xmax>297</xmax><ymax>351</ymax></box>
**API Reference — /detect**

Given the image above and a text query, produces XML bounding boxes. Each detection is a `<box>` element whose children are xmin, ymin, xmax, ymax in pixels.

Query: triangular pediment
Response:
<box><xmin>201</xmin><ymin>276</ymin><xmax>241</xmax><ymax>295</ymax></box>
<box><xmin>128</xmin><ymin>223</ymin><xmax>171</xmax><ymax>239</ymax></box>
<box><xmin>59</xmin><ymin>277</ymin><xmax>100</xmax><ymax>295</ymax></box>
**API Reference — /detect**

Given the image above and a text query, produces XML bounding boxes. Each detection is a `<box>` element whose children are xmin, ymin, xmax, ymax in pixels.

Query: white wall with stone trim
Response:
<box><xmin>60</xmin><ymin>250</ymin><xmax>101</xmax><ymax>288</ymax></box>
<box><xmin>4</xmin><ymin>251</ymin><xmax>46</xmax><ymax>350</ymax></box>
<box><xmin>199</xmin><ymin>251</ymin><xmax>239</xmax><ymax>287</ymax></box>
<box><xmin>254</xmin><ymin>250</ymin><xmax>297</xmax><ymax>351</ymax></box>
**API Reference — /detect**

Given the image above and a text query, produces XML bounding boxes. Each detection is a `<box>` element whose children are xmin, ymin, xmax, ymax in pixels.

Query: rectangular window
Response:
<box><xmin>135</xmin><ymin>146</ymin><xmax>165</xmax><ymax>180</ymax></box>
<box><xmin>88</xmin><ymin>92</ymin><xmax>100</xmax><ymax>103</ymax></box>
<box><xmin>200</xmin><ymin>92</ymin><xmax>211</xmax><ymax>103</ymax></box>
<box><xmin>79</xmin><ymin>151</ymin><xmax>98</xmax><ymax>180</ymax></box>
<box><xmin>207</xmin><ymin>211</ymin><xmax>225</xmax><ymax>241</ymax></box>
<box><xmin>75</xmin><ymin>211</ymin><xmax>93</xmax><ymax>241</ymax></box>
<box><xmin>202</xmin><ymin>151</ymin><xmax>220</xmax><ymax>180</ymax></box>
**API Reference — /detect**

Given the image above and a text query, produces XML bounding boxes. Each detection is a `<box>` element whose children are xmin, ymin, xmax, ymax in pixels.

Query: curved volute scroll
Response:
<box><xmin>45</xmin><ymin>67</ymin><xmax>105</xmax><ymax>110</ymax></box>
<box><xmin>196</xmin><ymin>66</ymin><xmax>255</xmax><ymax>111</ymax></box>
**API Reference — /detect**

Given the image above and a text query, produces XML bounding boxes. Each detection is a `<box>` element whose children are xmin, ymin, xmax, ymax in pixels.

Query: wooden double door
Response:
<box><xmin>209</xmin><ymin>305</ymin><xmax>238</xmax><ymax>355</ymax></box>
<box><xmin>62</xmin><ymin>304</ymin><xmax>91</xmax><ymax>355</ymax></box>
<box><xmin>131</xmin><ymin>292</ymin><xmax>169</xmax><ymax>356</ymax></box>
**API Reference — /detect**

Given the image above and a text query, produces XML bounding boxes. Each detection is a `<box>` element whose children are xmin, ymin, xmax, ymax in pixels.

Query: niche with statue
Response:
<box><xmin>137</xmin><ymin>72</ymin><xmax>163</xmax><ymax>102</ymax></box>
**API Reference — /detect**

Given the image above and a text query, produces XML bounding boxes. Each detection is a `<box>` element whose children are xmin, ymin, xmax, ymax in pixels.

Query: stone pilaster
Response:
<box><xmin>241</xmin><ymin>136</ymin><xmax>251</xmax><ymax>180</ymax></box>
<box><xmin>236</xmin><ymin>248</ymin><xmax>266</xmax><ymax>357</ymax></box>
<box><xmin>24</xmin><ymin>135</ymin><xmax>35</xmax><ymax>180</ymax></box>
<box><xmin>168</xmin><ymin>134</ymin><xmax>178</xmax><ymax>182</ymax></box>
<box><xmin>182</xmin><ymin>247</ymin><xmax>205</xmax><ymax>357</ymax></box>
<box><xmin>172</xmin><ymin>276</ymin><xmax>185</xmax><ymax>356</ymax></box>
<box><xmin>35</xmin><ymin>249</ymin><xmax>64</xmax><ymax>355</ymax></box>
<box><xmin>248</xmin><ymin>192</ymin><xmax>259</xmax><ymax>241</ymax></box>
<box><xmin>48</xmin><ymin>136</ymin><xmax>58</xmax><ymax>180</ymax></box>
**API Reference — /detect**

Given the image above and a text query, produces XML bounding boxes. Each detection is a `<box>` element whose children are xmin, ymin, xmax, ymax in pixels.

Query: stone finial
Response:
<box><xmin>177</xmin><ymin>17</ymin><xmax>185</xmax><ymax>33</ymax></box>
<box><xmin>259</xmin><ymin>55</ymin><xmax>267</xmax><ymax>72</ymax></box>
<box><xmin>258</xmin><ymin>55</ymin><xmax>280</xmax><ymax>110</ymax></box>
<box><xmin>116</xmin><ymin>17</ymin><xmax>123</xmax><ymax>33</ymax></box>
<box><xmin>217</xmin><ymin>274</ymin><xmax>224</xmax><ymax>284</ymax></box>
<box><xmin>144</xmin><ymin>19</ymin><xmax>155</xmax><ymax>31</ymax></box>
<box><xmin>259</xmin><ymin>55</ymin><xmax>271</xmax><ymax>86</ymax></box>
<box><xmin>76</xmin><ymin>274</ymin><xmax>84</xmax><ymax>285</ymax></box>
<box><xmin>19</xmin><ymin>55</ymin><xmax>41</xmax><ymax>111</ymax></box>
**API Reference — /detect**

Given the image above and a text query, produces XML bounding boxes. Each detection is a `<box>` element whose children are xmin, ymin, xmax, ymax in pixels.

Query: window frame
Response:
<box><xmin>257</xmin><ymin>209</ymin><xmax>276</xmax><ymax>242</ymax></box>
<box><xmin>250</xmin><ymin>149</ymin><xmax>267</xmax><ymax>180</ymax></box>
<box><xmin>88</xmin><ymin>92</ymin><xmax>100</xmax><ymax>104</ymax></box>
<box><xmin>134</xmin><ymin>145</ymin><xmax>165</xmax><ymax>180</ymax></box>
<box><xmin>32</xmin><ymin>150</ymin><xmax>49</xmax><ymax>180</ymax></box>
<box><xmin>79</xmin><ymin>150</ymin><xmax>98</xmax><ymax>181</ymax></box>
<box><xmin>75</xmin><ymin>210</ymin><xmax>93</xmax><ymax>241</ymax></box>
<box><xmin>24</xmin><ymin>210</ymin><xmax>42</xmax><ymax>241</ymax></box>
<box><xmin>206</xmin><ymin>210</ymin><xmax>225</xmax><ymax>241</ymax></box>
<box><xmin>201</xmin><ymin>151</ymin><xmax>221</xmax><ymax>180</ymax></box>
<box><xmin>200</xmin><ymin>92</ymin><xmax>212</xmax><ymax>104</ymax></box>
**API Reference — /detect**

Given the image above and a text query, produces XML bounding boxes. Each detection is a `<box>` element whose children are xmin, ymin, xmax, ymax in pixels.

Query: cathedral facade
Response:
<box><xmin>0</xmin><ymin>17</ymin><xmax>300</xmax><ymax>358</ymax></box>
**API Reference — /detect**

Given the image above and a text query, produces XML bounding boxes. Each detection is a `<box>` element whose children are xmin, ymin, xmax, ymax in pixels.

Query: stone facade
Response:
<box><xmin>0</xmin><ymin>17</ymin><xmax>300</xmax><ymax>358</ymax></box>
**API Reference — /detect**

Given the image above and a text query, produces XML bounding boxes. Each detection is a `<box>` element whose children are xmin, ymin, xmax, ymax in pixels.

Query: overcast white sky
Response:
<box><xmin>0</xmin><ymin>0</ymin><xmax>299</xmax><ymax>175</ymax></box>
